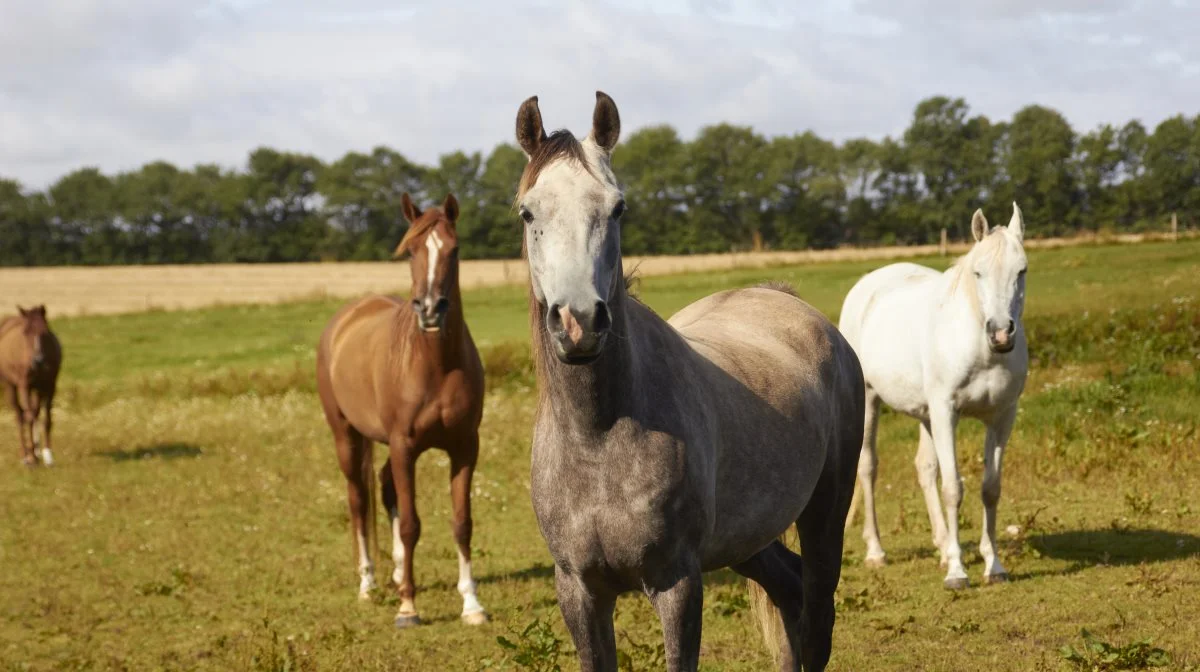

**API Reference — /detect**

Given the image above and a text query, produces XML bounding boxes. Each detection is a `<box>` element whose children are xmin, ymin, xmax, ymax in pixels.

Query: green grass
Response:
<box><xmin>1</xmin><ymin>239</ymin><xmax>1199</xmax><ymax>671</ymax></box>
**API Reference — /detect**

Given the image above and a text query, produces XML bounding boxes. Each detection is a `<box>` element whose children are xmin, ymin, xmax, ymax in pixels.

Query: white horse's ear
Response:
<box><xmin>590</xmin><ymin>91</ymin><xmax>621</xmax><ymax>153</ymax></box>
<box><xmin>516</xmin><ymin>95</ymin><xmax>547</xmax><ymax>159</ymax></box>
<box><xmin>1008</xmin><ymin>201</ymin><xmax>1025</xmax><ymax>242</ymax></box>
<box><xmin>971</xmin><ymin>209</ymin><xmax>989</xmax><ymax>242</ymax></box>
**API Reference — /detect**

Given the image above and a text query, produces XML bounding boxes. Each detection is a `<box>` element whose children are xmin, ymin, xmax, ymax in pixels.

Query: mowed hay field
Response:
<box><xmin>2</xmin><ymin>231</ymin><xmax>1192</xmax><ymax>318</ymax></box>
<box><xmin>1</xmin><ymin>239</ymin><xmax>1199</xmax><ymax>671</ymax></box>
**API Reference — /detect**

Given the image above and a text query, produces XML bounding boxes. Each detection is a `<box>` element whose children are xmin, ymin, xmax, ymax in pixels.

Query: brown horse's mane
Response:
<box><xmin>395</xmin><ymin>207</ymin><xmax>452</xmax><ymax>257</ymax></box>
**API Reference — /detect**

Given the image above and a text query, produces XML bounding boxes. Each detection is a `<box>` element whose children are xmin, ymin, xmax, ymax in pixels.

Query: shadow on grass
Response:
<box><xmin>1032</xmin><ymin>527</ymin><xmax>1200</xmax><ymax>567</ymax></box>
<box><xmin>98</xmin><ymin>442</ymin><xmax>203</xmax><ymax>462</ymax></box>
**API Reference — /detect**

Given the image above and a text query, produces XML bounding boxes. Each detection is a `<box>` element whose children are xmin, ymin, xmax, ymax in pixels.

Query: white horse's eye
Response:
<box><xmin>520</xmin><ymin>208</ymin><xmax>535</xmax><ymax>224</ymax></box>
<box><xmin>973</xmin><ymin>271</ymin><xmax>982</xmax><ymax>279</ymax></box>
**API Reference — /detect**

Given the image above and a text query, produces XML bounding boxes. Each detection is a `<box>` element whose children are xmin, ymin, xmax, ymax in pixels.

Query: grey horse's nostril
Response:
<box><xmin>1005</xmin><ymin>320</ymin><xmax>1015</xmax><ymax>335</ymax></box>
<box><xmin>547</xmin><ymin>304</ymin><xmax>564</xmax><ymax>332</ymax></box>
<box><xmin>593</xmin><ymin>301</ymin><xmax>611</xmax><ymax>332</ymax></box>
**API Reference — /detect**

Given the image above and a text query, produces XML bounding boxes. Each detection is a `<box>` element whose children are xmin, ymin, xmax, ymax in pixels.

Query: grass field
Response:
<box><xmin>1</xmin><ymin>239</ymin><xmax>1198</xmax><ymax>671</ymax></box>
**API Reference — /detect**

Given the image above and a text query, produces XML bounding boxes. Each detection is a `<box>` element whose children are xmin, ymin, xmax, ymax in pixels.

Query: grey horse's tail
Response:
<box><xmin>746</xmin><ymin>529</ymin><xmax>800</xmax><ymax>664</ymax></box>
<box><xmin>844</xmin><ymin>477</ymin><xmax>863</xmax><ymax>531</ymax></box>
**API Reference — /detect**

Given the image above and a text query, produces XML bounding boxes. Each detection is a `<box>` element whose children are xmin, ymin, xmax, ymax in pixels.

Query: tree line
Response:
<box><xmin>1</xmin><ymin>96</ymin><xmax>1196</xmax><ymax>266</ymax></box>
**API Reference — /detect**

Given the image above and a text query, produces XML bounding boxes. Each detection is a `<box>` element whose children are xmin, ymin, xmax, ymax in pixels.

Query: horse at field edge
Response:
<box><xmin>315</xmin><ymin>192</ymin><xmax>488</xmax><ymax>627</ymax></box>
<box><xmin>1</xmin><ymin>305</ymin><xmax>62</xmax><ymax>467</ymax></box>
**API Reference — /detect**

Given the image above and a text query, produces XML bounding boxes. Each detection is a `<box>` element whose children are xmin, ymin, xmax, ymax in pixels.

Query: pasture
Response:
<box><xmin>1</xmin><ymin>238</ymin><xmax>1198</xmax><ymax>671</ymax></box>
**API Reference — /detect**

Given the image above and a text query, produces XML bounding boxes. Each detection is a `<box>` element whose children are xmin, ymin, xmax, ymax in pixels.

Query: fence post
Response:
<box><xmin>940</xmin><ymin>228</ymin><xmax>948</xmax><ymax>256</ymax></box>
<box><xmin>1171</xmin><ymin>212</ymin><xmax>1178</xmax><ymax>242</ymax></box>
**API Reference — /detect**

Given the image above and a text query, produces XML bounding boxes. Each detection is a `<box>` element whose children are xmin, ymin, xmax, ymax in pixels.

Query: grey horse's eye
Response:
<box><xmin>611</xmin><ymin>200</ymin><xmax>626</xmax><ymax>220</ymax></box>
<box><xmin>520</xmin><ymin>208</ymin><xmax>534</xmax><ymax>224</ymax></box>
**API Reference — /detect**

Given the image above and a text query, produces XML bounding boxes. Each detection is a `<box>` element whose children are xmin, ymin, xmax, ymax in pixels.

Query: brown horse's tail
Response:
<box><xmin>747</xmin><ymin>528</ymin><xmax>799</xmax><ymax>665</ymax></box>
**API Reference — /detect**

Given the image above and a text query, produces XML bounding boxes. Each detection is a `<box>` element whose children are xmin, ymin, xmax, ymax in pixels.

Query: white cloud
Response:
<box><xmin>0</xmin><ymin>0</ymin><xmax>1197</xmax><ymax>188</ymax></box>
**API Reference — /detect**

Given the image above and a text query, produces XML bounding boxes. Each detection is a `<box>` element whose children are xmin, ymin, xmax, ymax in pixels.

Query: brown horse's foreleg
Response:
<box><xmin>335</xmin><ymin>427</ymin><xmax>376</xmax><ymax>599</ymax></box>
<box><xmin>14</xmin><ymin>383</ymin><xmax>36</xmax><ymax>466</ymax></box>
<box><xmin>38</xmin><ymin>391</ymin><xmax>54</xmax><ymax>466</ymax></box>
<box><xmin>450</xmin><ymin>434</ymin><xmax>487</xmax><ymax>624</ymax></box>
<box><xmin>386</xmin><ymin>438</ymin><xmax>421</xmax><ymax>627</ymax></box>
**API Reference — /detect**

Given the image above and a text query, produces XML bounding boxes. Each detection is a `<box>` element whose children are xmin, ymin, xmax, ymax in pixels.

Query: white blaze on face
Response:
<box><xmin>458</xmin><ymin>548</ymin><xmax>484</xmax><ymax>615</ymax></box>
<box><xmin>424</xmin><ymin>231</ymin><xmax>444</xmax><ymax>303</ymax></box>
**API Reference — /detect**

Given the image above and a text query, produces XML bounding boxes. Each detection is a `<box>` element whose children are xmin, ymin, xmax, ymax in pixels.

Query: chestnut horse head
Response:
<box><xmin>393</xmin><ymin>193</ymin><xmax>461</xmax><ymax>333</ymax></box>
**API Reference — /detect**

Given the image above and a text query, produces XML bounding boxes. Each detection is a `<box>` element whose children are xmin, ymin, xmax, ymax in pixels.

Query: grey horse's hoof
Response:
<box><xmin>943</xmin><ymin>577</ymin><xmax>970</xmax><ymax>590</ymax></box>
<box><xmin>394</xmin><ymin>613</ymin><xmax>422</xmax><ymax>629</ymax></box>
<box><xmin>864</xmin><ymin>556</ymin><xmax>887</xmax><ymax>569</ymax></box>
<box><xmin>984</xmin><ymin>572</ymin><xmax>1010</xmax><ymax>585</ymax></box>
<box><xmin>462</xmin><ymin>610</ymin><xmax>490</xmax><ymax>626</ymax></box>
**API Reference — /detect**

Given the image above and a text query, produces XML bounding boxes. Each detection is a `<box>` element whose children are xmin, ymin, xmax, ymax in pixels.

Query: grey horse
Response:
<box><xmin>514</xmin><ymin>91</ymin><xmax>865</xmax><ymax>672</ymax></box>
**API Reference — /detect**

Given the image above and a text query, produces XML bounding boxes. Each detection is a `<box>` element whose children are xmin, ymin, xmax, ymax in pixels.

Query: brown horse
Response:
<box><xmin>0</xmin><ymin>306</ymin><xmax>62</xmax><ymax>467</ymax></box>
<box><xmin>316</xmin><ymin>193</ymin><xmax>488</xmax><ymax>628</ymax></box>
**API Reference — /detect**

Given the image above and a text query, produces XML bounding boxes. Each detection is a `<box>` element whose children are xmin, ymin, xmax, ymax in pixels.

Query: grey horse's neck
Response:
<box><xmin>534</xmin><ymin>285</ymin><xmax>637</xmax><ymax>439</ymax></box>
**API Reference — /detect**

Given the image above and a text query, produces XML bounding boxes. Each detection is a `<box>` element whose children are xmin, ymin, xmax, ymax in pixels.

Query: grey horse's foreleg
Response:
<box><xmin>555</xmin><ymin>566</ymin><xmax>617</xmax><ymax>672</ymax></box>
<box><xmin>645</xmin><ymin>560</ymin><xmax>704</xmax><ymax>672</ymax></box>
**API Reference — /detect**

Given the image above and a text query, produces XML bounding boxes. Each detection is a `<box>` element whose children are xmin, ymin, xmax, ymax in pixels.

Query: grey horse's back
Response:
<box><xmin>667</xmin><ymin>285</ymin><xmax>864</xmax><ymax>567</ymax></box>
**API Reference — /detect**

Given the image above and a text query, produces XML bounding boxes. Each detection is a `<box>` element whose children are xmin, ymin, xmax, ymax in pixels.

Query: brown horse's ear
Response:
<box><xmin>36</xmin><ymin>305</ymin><xmax>46</xmax><ymax>317</ymax></box>
<box><xmin>17</xmin><ymin>306</ymin><xmax>27</xmax><ymax>317</ymax></box>
<box><xmin>442</xmin><ymin>193</ymin><xmax>459</xmax><ymax>225</ymax></box>
<box><xmin>591</xmin><ymin>90</ymin><xmax>620</xmax><ymax>153</ymax></box>
<box><xmin>401</xmin><ymin>192</ymin><xmax>422</xmax><ymax>224</ymax></box>
<box><xmin>516</xmin><ymin>95</ymin><xmax>547</xmax><ymax>158</ymax></box>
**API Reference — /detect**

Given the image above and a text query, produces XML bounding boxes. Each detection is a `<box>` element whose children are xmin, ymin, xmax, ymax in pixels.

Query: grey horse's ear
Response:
<box><xmin>516</xmin><ymin>95</ymin><xmax>547</xmax><ymax>158</ymax></box>
<box><xmin>590</xmin><ymin>91</ymin><xmax>621</xmax><ymax>153</ymax></box>
<box><xmin>971</xmin><ymin>209</ymin><xmax>990</xmax><ymax>242</ymax></box>
<box><xmin>1008</xmin><ymin>201</ymin><xmax>1025</xmax><ymax>242</ymax></box>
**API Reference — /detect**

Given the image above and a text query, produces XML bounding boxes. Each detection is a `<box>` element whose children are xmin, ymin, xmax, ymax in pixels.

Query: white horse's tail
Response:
<box><xmin>844</xmin><ymin>476</ymin><xmax>863</xmax><ymax>531</ymax></box>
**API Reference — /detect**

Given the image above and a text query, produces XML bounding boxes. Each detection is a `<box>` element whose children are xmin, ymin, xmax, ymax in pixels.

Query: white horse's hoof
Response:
<box><xmin>462</xmin><ymin>610</ymin><xmax>490</xmax><ymax>626</ymax></box>
<box><xmin>943</xmin><ymin>577</ymin><xmax>970</xmax><ymax>590</ymax></box>
<box><xmin>394</xmin><ymin>613</ymin><xmax>422</xmax><ymax>629</ymax></box>
<box><xmin>984</xmin><ymin>572</ymin><xmax>1010</xmax><ymax>585</ymax></box>
<box><xmin>864</xmin><ymin>556</ymin><xmax>887</xmax><ymax>569</ymax></box>
<box><xmin>357</xmin><ymin>591</ymin><xmax>373</xmax><ymax>601</ymax></box>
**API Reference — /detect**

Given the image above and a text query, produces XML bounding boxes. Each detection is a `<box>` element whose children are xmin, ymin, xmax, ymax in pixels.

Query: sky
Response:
<box><xmin>1</xmin><ymin>0</ymin><xmax>1197</xmax><ymax>188</ymax></box>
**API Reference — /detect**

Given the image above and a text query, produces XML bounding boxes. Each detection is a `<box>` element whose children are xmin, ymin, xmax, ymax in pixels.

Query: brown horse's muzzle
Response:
<box><xmin>413</xmin><ymin>297</ymin><xmax>450</xmax><ymax>333</ymax></box>
<box><xmin>547</xmin><ymin>302</ymin><xmax>611</xmax><ymax>364</ymax></box>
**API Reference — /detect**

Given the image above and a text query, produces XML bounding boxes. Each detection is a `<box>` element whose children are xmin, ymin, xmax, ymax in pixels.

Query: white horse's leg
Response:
<box><xmin>980</xmin><ymin>405</ymin><xmax>1017</xmax><ymax>584</ymax></box>
<box><xmin>929</xmin><ymin>404</ymin><xmax>967</xmax><ymax>589</ymax></box>
<box><xmin>915</xmin><ymin>420</ymin><xmax>948</xmax><ymax>563</ymax></box>
<box><xmin>857</xmin><ymin>390</ymin><xmax>886</xmax><ymax>567</ymax></box>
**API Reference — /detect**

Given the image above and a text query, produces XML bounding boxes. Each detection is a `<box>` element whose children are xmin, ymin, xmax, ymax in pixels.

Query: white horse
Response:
<box><xmin>839</xmin><ymin>204</ymin><xmax>1029</xmax><ymax>589</ymax></box>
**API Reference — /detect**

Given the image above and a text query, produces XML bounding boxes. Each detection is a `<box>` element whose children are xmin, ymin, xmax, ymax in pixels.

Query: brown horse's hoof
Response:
<box><xmin>984</xmin><ymin>572</ymin><xmax>1010</xmax><ymax>585</ymax></box>
<box><xmin>462</xmin><ymin>610</ymin><xmax>489</xmax><ymax>626</ymax></box>
<box><xmin>943</xmin><ymin>577</ymin><xmax>970</xmax><ymax>591</ymax></box>
<box><xmin>864</xmin><ymin>556</ymin><xmax>886</xmax><ymax>569</ymax></box>
<box><xmin>394</xmin><ymin>613</ymin><xmax>421</xmax><ymax>629</ymax></box>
